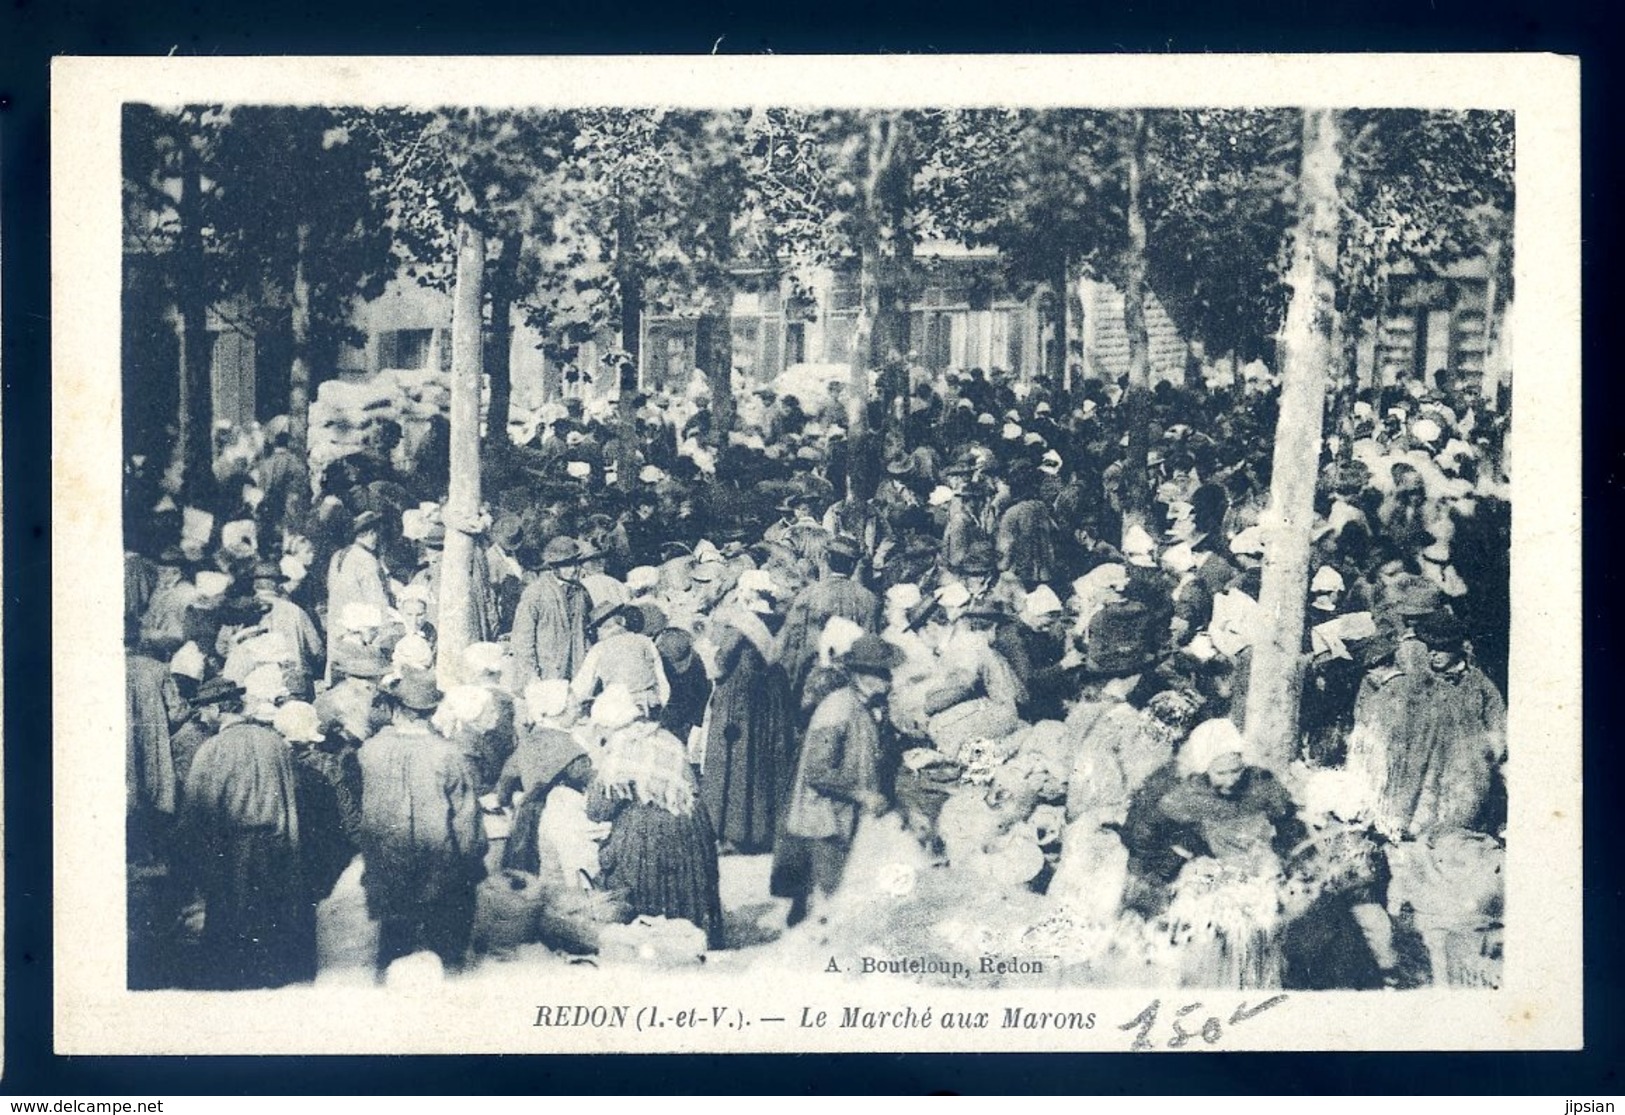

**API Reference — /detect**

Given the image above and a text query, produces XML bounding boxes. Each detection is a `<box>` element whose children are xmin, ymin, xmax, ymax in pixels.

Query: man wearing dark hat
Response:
<box><xmin>167</xmin><ymin>676</ymin><xmax>245</xmax><ymax>792</ymax></box>
<box><xmin>771</xmin><ymin>535</ymin><xmax>881</xmax><ymax>695</ymax></box>
<box><xmin>774</xmin><ymin>634</ymin><xmax>903</xmax><ymax>924</ymax></box>
<box><xmin>485</xmin><ymin>513</ymin><xmax>528</xmax><ymax>633</ymax></box>
<box><xmin>315</xmin><ymin>630</ymin><xmax>391</xmax><ymax>746</ymax></box>
<box><xmin>510</xmin><ymin>536</ymin><xmax>593</xmax><ymax>690</ymax></box>
<box><xmin>358</xmin><ymin>667</ymin><xmax>487</xmax><ymax>976</ymax></box>
<box><xmin>174</xmin><ymin>678</ymin><xmax>315</xmax><ymax>989</ymax></box>
<box><xmin>1373</xmin><ymin>607</ymin><xmax>1506</xmax><ymax>840</ymax></box>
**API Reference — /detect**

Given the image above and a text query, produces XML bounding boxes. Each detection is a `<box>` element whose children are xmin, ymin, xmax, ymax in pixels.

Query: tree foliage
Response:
<box><xmin>203</xmin><ymin>106</ymin><xmax>396</xmax><ymax>366</ymax></box>
<box><xmin>1338</xmin><ymin>109</ymin><xmax>1515</xmax><ymax>320</ymax></box>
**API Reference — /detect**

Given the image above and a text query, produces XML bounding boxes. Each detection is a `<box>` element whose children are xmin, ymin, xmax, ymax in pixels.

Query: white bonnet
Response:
<box><xmin>1178</xmin><ymin>717</ymin><xmax>1251</xmax><ymax>776</ymax></box>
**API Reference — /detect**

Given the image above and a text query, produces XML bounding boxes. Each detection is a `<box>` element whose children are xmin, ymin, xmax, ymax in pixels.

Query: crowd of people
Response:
<box><xmin>123</xmin><ymin>355</ymin><xmax>1511</xmax><ymax>991</ymax></box>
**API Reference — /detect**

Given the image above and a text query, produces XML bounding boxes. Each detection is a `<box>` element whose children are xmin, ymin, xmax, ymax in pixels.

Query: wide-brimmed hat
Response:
<box><xmin>1356</xmin><ymin>620</ymin><xmax>1403</xmax><ymax>668</ymax></box>
<box><xmin>541</xmin><ymin>536</ymin><xmax>586</xmax><ymax>568</ymax></box>
<box><xmin>532</xmin><ymin>732</ymin><xmax>590</xmax><ymax>789</ymax></box>
<box><xmin>1412</xmin><ymin>606</ymin><xmax>1466</xmax><ymax>649</ymax></box>
<box><xmin>351</xmin><ymin>509</ymin><xmax>383</xmax><ymax>536</ymax></box>
<box><xmin>841</xmin><ymin>634</ymin><xmax>905</xmax><ymax>677</ymax></box>
<box><xmin>589</xmin><ymin>600</ymin><xmax>629</xmax><ymax>629</ymax></box>
<box><xmin>1084</xmin><ymin>600</ymin><xmax>1162</xmax><ymax>677</ymax></box>
<box><xmin>383</xmin><ymin>667</ymin><xmax>442</xmax><ymax>711</ymax></box>
<box><xmin>1390</xmin><ymin>574</ymin><xmax>1443</xmax><ymax>617</ymax></box>
<box><xmin>192</xmin><ymin>676</ymin><xmax>245</xmax><ymax>706</ymax></box>
<box><xmin>332</xmin><ymin>633</ymin><xmax>390</xmax><ymax>680</ymax></box>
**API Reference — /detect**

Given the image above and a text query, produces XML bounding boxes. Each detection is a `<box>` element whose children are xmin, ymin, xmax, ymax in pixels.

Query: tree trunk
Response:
<box><xmin>485</xmin><ymin>233</ymin><xmax>523</xmax><ymax>446</ymax></box>
<box><xmin>286</xmin><ymin>222</ymin><xmax>312</xmax><ymax>515</ymax></box>
<box><xmin>1328</xmin><ymin>305</ymin><xmax>1356</xmax><ymax>453</ymax></box>
<box><xmin>882</xmin><ymin>166</ymin><xmax>914</xmax><ymax>446</ymax></box>
<box><xmin>615</xmin><ymin>200</ymin><xmax>641</xmax><ymax>492</ymax></box>
<box><xmin>697</xmin><ymin>284</ymin><xmax>735</xmax><ymax>446</ymax></box>
<box><xmin>175</xmin><ymin>129</ymin><xmax>215</xmax><ymax>508</ymax></box>
<box><xmin>1046</xmin><ymin>254</ymin><xmax>1070</xmax><ymax>396</ymax></box>
<box><xmin>850</xmin><ymin>248</ymin><xmax>879</xmax><ymax>442</ymax></box>
<box><xmin>1481</xmin><ymin>235</ymin><xmax>1504</xmax><ymax>409</ymax></box>
<box><xmin>1183</xmin><ymin>338</ymin><xmax>1203</xmax><ymax>392</ymax></box>
<box><xmin>1243</xmin><ymin>108</ymin><xmax>1343</xmax><ymax>773</ymax></box>
<box><xmin>436</xmin><ymin>219</ymin><xmax>486</xmax><ymax>690</ymax></box>
<box><xmin>849</xmin><ymin>113</ymin><xmax>906</xmax><ymax>443</ymax></box>
<box><xmin>1118</xmin><ymin>110</ymin><xmax>1153</xmax><ymax>544</ymax></box>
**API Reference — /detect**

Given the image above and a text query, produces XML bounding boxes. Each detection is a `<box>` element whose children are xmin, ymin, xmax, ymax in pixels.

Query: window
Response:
<box><xmin>379</xmin><ymin>328</ymin><xmax>435</xmax><ymax>371</ymax></box>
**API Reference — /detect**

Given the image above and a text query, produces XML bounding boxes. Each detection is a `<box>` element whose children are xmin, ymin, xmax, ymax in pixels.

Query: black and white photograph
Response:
<box><xmin>51</xmin><ymin>54</ymin><xmax>1582</xmax><ymax>1054</ymax></box>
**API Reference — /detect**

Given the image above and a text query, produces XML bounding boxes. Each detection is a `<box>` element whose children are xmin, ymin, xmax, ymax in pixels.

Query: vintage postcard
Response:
<box><xmin>52</xmin><ymin>53</ymin><xmax>1581</xmax><ymax>1054</ymax></box>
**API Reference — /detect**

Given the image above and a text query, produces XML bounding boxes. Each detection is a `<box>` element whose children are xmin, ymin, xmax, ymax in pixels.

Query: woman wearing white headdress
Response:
<box><xmin>587</xmin><ymin>685</ymin><xmax>724</xmax><ymax>947</ymax></box>
<box><xmin>1152</xmin><ymin>718</ymin><xmax>1306</xmax><ymax>988</ymax></box>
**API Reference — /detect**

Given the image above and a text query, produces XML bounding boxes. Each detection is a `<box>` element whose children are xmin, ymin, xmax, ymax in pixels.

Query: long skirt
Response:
<box><xmin>194</xmin><ymin>829</ymin><xmax>316</xmax><ymax>989</ymax></box>
<box><xmin>702</xmin><ymin>662</ymin><xmax>797</xmax><ymax>852</ymax></box>
<box><xmin>599</xmin><ymin>802</ymin><xmax>725</xmax><ymax>949</ymax></box>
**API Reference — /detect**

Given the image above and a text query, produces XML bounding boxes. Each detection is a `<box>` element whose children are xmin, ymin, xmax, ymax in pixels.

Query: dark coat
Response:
<box><xmin>701</xmin><ymin>624</ymin><xmax>797</xmax><ymax>852</ymax></box>
<box><xmin>177</xmin><ymin>722</ymin><xmax>314</xmax><ymax>988</ymax></box>
<box><xmin>357</xmin><ymin>722</ymin><xmax>488</xmax><ymax>923</ymax></box>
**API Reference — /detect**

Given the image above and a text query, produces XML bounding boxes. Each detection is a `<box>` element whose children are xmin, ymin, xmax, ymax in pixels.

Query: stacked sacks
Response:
<box><xmin>308</xmin><ymin>374</ymin><xmax>396</xmax><ymax>481</ymax></box>
<box><xmin>307</xmin><ymin>369</ymin><xmax>454</xmax><ymax>486</ymax></box>
<box><xmin>772</xmin><ymin>811</ymin><xmax>1056</xmax><ymax>989</ymax></box>
<box><xmin>1387</xmin><ymin>828</ymin><xmax>1504</xmax><ymax>988</ymax></box>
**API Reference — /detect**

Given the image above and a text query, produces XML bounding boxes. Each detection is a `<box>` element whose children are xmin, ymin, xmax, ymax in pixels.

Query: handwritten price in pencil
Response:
<box><xmin>1118</xmin><ymin>995</ymin><xmax>1289</xmax><ymax>1051</ymax></box>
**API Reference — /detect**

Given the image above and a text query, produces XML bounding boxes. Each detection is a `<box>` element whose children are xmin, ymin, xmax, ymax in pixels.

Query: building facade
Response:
<box><xmin>124</xmin><ymin>245</ymin><xmax>1510</xmax><ymax>462</ymax></box>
